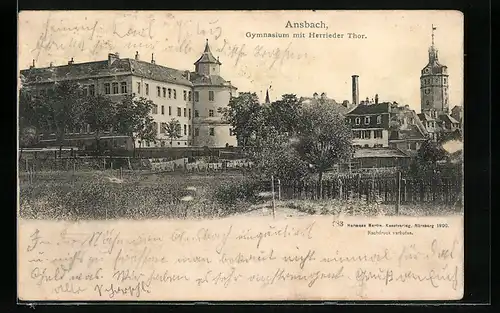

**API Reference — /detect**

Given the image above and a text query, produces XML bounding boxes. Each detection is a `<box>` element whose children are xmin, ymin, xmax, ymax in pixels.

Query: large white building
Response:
<box><xmin>20</xmin><ymin>40</ymin><xmax>238</xmax><ymax>149</ymax></box>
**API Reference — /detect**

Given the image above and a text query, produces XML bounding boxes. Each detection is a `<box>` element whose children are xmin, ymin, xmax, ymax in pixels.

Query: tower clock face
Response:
<box><xmin>425</xmin><ymin>68</ymin><xmax>429</xmax><ymax>73</ymax></box>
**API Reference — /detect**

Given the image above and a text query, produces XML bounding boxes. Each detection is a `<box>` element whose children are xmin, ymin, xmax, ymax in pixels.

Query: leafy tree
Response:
<box><xmin>164</xmin><ymin>118</ymin><xmax>182</xmax><ymax>146</ymax></box>
<box><xmin>218</xmin><ymin>92</ymin><xmax>263</xmax><ymax>148</ymax></box>
<box><xmin>82</xmin><ymin>94</ymin><xmax>116</xmax><ymax>154</ymax></box>
<box><xmin>415</xmin><ymin>139</ymin><xmax>448</xmax><ymax>172</ymax></box>
<box><xmin>295</xmin><ymin>101</ymin><xmax>353</xmax><ymax>198</ymax></box>
<box><xmin>114</xmin><ymin>96</ymin><xmax>156</xmax><ymax>154</ymax></box>
<box><xmin>262</xmin><ymin>94</ymin><xmax>302</xmax><ymax>135</ymax></box>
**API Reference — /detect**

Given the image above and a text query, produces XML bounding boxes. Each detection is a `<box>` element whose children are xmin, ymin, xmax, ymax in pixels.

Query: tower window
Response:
<box><xmin>194</xmin><ymin>91</ymin><xmax>199</xmax><ymax>102</ymax></box>
<box><xmin>112</xmin><ymin>82</ymin><xmax>119</xmax><ymax>94</ymax></box>
<box><xmin>425</xmin><ymin>89</ymin><xmax>430</xmax><ymax>94</ymax></box>
<box><xmin>121</xmin><ymin>82</ymin><xmax>127</xmax><ymax>94</ymax></box>
<box><xmin>444</xmin><ymin>78</ymin><xmax>447</xmax><ymax>84</ymax></box>
<box><xmin>209</xmin><ymin>91</ymin><xmax>215</xmax><ymax>101</ymax></box>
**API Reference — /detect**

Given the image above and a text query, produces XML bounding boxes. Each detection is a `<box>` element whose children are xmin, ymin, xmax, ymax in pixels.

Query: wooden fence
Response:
<box><xmin>260</xmin><ymin>174</ymin><xmax>462</xmax><ymax>206</ymax></box>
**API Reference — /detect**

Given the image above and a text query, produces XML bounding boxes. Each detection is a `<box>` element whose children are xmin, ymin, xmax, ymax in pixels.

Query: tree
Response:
<box><xmin>45</xmin><ymin>81</ymin><xmax>86</xmax><ymax>156</ymax></box>
<box><xmin>262</xmin><ymin>94</ymin><xmax>302</xmax><ymax>135</ymax></box>
<box><xmin>295</xmin><ymin>101</ymin><xmax>353</xmax><ymax>198</ymax></box>
<box><xmin>114</xmin><ymin>95</ymin><xmax>156</xmax><ymax>154</ymax></box>
<box><xmin>218</xmin><ymin>92</ymin><xmax>263</xmax><ymax>148</ymax></box>
<box><xmin>415</xmin><ymin>139</ymin><xmax>447</xmax><ymax>172</ymax></box>
<box><xmin>164</xmin><ymin>118</ymin><xmax>182</xmax><ymax>146</ymax></box>
<box><xmin>82</xmin><ymin>94</ymin><xmax>116</xmax><ymax>154</ymax></box>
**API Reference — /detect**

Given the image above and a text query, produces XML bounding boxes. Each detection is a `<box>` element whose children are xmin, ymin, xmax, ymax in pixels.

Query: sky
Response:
<box><xmin>18</xmin><ymin>10</ymin><xmax>463</xmax><ymax>112</ymax></box>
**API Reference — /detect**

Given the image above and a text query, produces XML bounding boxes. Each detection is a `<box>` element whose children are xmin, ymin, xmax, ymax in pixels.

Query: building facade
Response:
<box><xmin>19</xmin><ymin>40</ymin><xmax>238</xmax><ymax>149</ymax></box>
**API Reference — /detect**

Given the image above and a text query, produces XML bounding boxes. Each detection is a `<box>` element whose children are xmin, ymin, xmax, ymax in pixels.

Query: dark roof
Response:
<box><xmin>354</xmin><ymin>147</ymin><xmax>409</xmax><ymax>159</ymax></box>
<box><xmin>439</xmin><ymin>114</ymin><xmax>460</xmax><ymax>124</ymax></box>
<box><xmin>128</xmin><ymin>59</ymin><xmax>192</xmax><ymax>86</ymax></box>
<box><xmin>417</xmin><ymin>112</ymin><xmax>436</xmax><ymax>121</ymax></box>
<box><xmin>389</xmin><ymin>124</ymin><xmax>427</xmax><ymax>141</ymax></box>
<box><xmin>194</xmin><ymin>40</ymin><xmax>221</xmax><ymax>65</ymax></box>
<box><xmin>20</xmin><ymin>59</ymin><xmax>131</xmax><ymax>83</ymax></box>
<box><xmin>189</xmin><ymin>73</ymin><xmax>235</xmax><ymax>88</ymax></box>
<box><xmin>451</xmin><ymin>105</ymin><xmax>462</xmax><ymax>112</ymax></box>
<box><xmin>346</xmin><ymin>102</ymin><xmax>390</xmax><ymax>115</ymax></box>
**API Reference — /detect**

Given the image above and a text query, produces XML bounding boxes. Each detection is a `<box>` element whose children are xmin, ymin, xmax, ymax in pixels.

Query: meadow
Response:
<box><xmin>18</xmin><ymin>170</ymin><xmax>463</xmax><ymax>221</ymax></box>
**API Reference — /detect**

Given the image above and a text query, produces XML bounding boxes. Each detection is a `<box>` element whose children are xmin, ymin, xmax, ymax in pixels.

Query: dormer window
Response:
<box><xmin>355</xmin><ymin>117</ymin><xmax>360</xmax><ymax>125</ymax></box>
<box><xmin>377</xmin><ymin>115</ymin><xmax>382</xmax><ymax>124</ymax></box>
<box><xmin>364</xmin><ymin>117</ymin><xmax>370</xmax><ymax>125</ymax></box>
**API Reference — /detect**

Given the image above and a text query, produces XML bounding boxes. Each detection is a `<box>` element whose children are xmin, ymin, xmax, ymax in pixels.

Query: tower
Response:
<box><xmin>194</xmin><ymin>39</ymin><xmax>221</xmax><ymax>76</ymax></box>
<box><xmin>420</xmin><ymin>25</ymin><xmax>450</xmax><ymax>116</ymax></box>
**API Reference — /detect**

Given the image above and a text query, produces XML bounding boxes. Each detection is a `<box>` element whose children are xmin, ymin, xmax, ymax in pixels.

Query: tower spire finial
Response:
<box><xmin>431</xmin><ymin>24</ymin><xmax>437</xmax><ymax>46</ymax></box>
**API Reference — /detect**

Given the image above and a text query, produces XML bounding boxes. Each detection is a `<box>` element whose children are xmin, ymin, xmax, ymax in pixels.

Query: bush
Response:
<box><xmin>212</xmin><ymin>179</ymin><xmax>264</xmax><ymax>209</ymax></box>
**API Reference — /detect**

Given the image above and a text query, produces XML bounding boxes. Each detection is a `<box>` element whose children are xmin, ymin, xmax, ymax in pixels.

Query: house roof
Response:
<box><xmin>417</xmin><ymin>112</ymin><xmax>436</xmax><ymax>121</ymax></box>
<box><xmin>439</xmin><ymin>114</ymin><xmax>460</xmax><ymax>124</ymax></box>
<box><xmin>128</xmin><ymin>59</ymin><xmax>192</xmax><ymax>86</ymax></box>
<box><xmin>354</xmin><ymin>147</ymin><xmax>409</xmax><ymax>159</ymax></box>
<box><xmin>346</xmin><ymin>102</ymin><xmax>390</xmax><ymax>115</ymax></box>
<box><xmin>389</xmin><ymin>124</ymin><xmax>427</xmax><ymax>141</ymax></box>
<box><xmin>194</xmin><ymin>40</ymin><xmax>221</xmax><ymax>65</ymax></box>
<box><xmin>189</xmin><ymin>73</ymin><xmax>235</xmax><ymax>88</ymax></box>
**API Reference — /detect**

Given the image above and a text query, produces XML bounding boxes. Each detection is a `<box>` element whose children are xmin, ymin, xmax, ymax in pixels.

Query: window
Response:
<box><xmin>183</xmin><ymin>108</ymin><xmax>186</xmax><ymax>117</ymax></box>
<box><xmin>137</xmin><ymin>82</ymin><xmax>141</xmax><ymax>94</ymax></box>
<box><xmin>355</xmin><ymin>117</ymin><xmax>360</xmax><ymax>125</ymax></box>
<box><xmin>188</xmin><ymin>108</ymin><xmax>192</xmax><ymax>119</ymax></box>
<box><xmin>121</xmin><ymin>82</ymin><xmax>127</xmax><ymax>94</ymax></box>
<box><xmin>160</xmin><ymin>123</ymin><xmax>166</xmax><ymax>134</ymax></box>
<box><xmin>89</xmin><ymin>84</ymin><xmax>95</xmax><ymax>96</ymax></box>
<box><xmin>426</xmin><ymin>100</ymin><xmax>430</xmax><ymax>106</ymax></box>
<box><xmin>152</xmin><ymin>105</ymin><xmax>158</xmax><ymax>114</ymax></box>
<box><xmin>168</xmin><ymin>88</ymin><xmax>172</xmax><ymax>98</ymax></box>
<box><xmin>145</xmin><ymin>83</ymin><xmax>149</xmax><ymax>95</ymax></box>
<box><xmin>162</xmin><ymin>87</ymin><xmax>166</xmax><ymax>98</ymax></box>
<box><xmin>83</xmin><ymin>88</ymin><xmax>88</xmax><ymax>97</ymax></box>
<box><xmin>364</xmin><ymin>116</ymin><xmax>370</xmax><ymax>125</ymax></box>
<box><xmin>209</xmin><ymin>109</ymin><xmax>214</xmax><ymax>117</ymax></box>
<box><xmin>177</xmin><ymin>107</ymin><xmax>181</xmax><ymax>116</ymax></box>
<box><xmin>195</xmin><ymin>110</ymin><xmax>199</xmax><ymax>117</ymax></box>
<box><xmin>177</xmin><ymin>142</ymin><xmax>180</xmax><ymax>145</ymax></box>
<box><xmin>183</xmin><ymin>90</ymin><xmax>187</xmax><ymax>101</ymax></box>
<box><xmin>157</xmin><ymin>86</ymin><xmax>161</xmax><ymax>97</ymax></box>
<box><xmin>444</xmin><ymin>78</ymin><xmax>447</xmax><ymax>84</ymax></box>
<box><xmin>209</xmin><ymin>128</ymin><xmax>215</xmax><ymax>136</ymax></box>
<box><xmin>112</xmin><ymin>82</ymin><xmax>119</xmax><ymax>94</ymax></box>
<box><xmin>168</xmin><ymin>106</ymin><xmax>172</xmax><ymax>116</ymax></box>
<box><xmin>161</xmin><ymin>106</ymin><xmax>165</xmax><ymax>115</ymax></box>
<box><xmin>194</xmin><ymin>128</ymin><xmax>199</xmax><ymax>136</ymax></box>
<box><xmin>173</xmin><ymin>89</ymin><xmax>177</xmax><ymax>99</ymax></box>
<box><xmin>188</xmin><ymin>125</ymin><xmax>192</xmax><ymax>136</ymax></box>
<box><xmin>194</xmin><ymin>91</ymin><xmax>199</xmax><ymax>102</ymax></box>
<box><xmin>209</xmin><ymin>91</ymin><xmax>214</xmax><ymax>101</ymax></box>
<box><xmin>188</xmin><ymin>91</ymin><xmax>192</xmax><ymax>101</ymax></box>
<box><xmin>425</xmin><ymin>88</ymin><xmax>430</xmax><ymax>94</ymax></box>
<box><xmin>377</xmin><ymin>115</ymin><xmax>382</xmax><ymax>124</ymax></box>
<box><xmin>374</xmin><ymin>130</ymin><xmax>383</xmax><ymax>138</ymax></box>
<box><xmin>184</xmin><ymin>124</ymin><xmax>187</xmax><ymax>135</ymax></box>
<box><xmin>362</xmin><ymin>130</ymin><xmax>371</xmax><ymax>139</ymax></box>
<box><xmin>104</xmin><ymin>83</ymin><xmax>110</xmax><ymax>94</ymax></box>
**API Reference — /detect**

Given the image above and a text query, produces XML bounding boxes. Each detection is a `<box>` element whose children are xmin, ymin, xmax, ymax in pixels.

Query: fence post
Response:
<box><xmin>278</xmin><ymin>179</ymin><xmax>281</xmax><ymax>201</ymax></box>
<box><xmin>395</xmin><ymin>171</ymin><xmax>401</xmax><ymax>215</ymax></box>
<box><xmin>25</xmin><ymin>158</ymin><xmax>28</xmax><ymax>172</ymax></box>
<box><xmin>271</xmin><ymin>176</ymin><xmax>276</xmax><ymax>219</ymax></box>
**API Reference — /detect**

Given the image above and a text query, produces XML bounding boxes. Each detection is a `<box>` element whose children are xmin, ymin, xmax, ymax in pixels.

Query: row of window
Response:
<box><xmin>103</xmin><ymin>82</ymin><xmax>128</xmax><ymax>95</ymax></box>
<box><xmin>136</xmin><ymin>83</ymin><xmax>215</xmax><ymax>102</ymax></box>
<box><xmin>353</xmin><ymin>130</ymin><xmax>384</xmax><ymax>139</ymax></box>
<box><xmin>353</xmin><ymin>144</ymin><xmax>384</xmax><ymax>148</ymax></box>
<box><xmin>149</xmin><ymin>123</ymin><xmax>229</xmax><ymax>137</ymax></box>
<box><xmin>348</xmin><ymin>115</ymin><xmax>383</xmax><ymax>125</ymax></box>
<box><xmin>151</xmin><ymin>105</ymin><xmax>217</xmax><ymax>118</ymax></box>
<box><xmin>422</xmin><ymin>77</ymin><xmax>447</xmax><ymax>85</ymax></box>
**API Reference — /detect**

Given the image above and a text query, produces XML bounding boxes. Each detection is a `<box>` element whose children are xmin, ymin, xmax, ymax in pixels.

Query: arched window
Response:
<box><xmin>377</xmin><ymin>115</ymin><xmax>382</xmax><ymax>124</ymax></box>
<box><xmin>364</xmin><ymin>116</ymin><xmax>370</xmax><ymax>125</ymax></box>
<box><xmin>355</xmin><ymin>117</ymin><xmax>361</xmax><ymax>125</ymax></box>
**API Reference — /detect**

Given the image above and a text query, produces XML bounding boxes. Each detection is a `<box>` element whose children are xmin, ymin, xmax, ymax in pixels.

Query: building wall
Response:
<box><xmin>420</xmin><ymin>73</ymin><xmax>449</xmax><ymax>114</ymax></box>
<box><xmin>352</xmin><ymin>129</ymin><xmax>389</xmax><ymax>148</ymax></box>
<box><xmin>131</xmin><ymin>76</ymin><xmax>193</xmax><ymax>148</ymax></box>
<box><xmin>192</xmin><ymin>85</ymin><xmax>237</xmax><ymax>147</ymax></box>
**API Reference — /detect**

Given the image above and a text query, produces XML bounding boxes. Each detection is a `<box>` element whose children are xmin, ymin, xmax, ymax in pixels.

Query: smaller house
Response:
<box><xmin>351</xmin><ymin>147</ymin><xmax>410</xmax><ymax>169</ymax></box>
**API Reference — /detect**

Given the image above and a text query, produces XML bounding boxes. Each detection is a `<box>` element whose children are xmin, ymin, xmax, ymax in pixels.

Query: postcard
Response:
<box><xmin>17</xmin><ymin>10</ymin><xmax>464</xmax><ymax>301</ymax></box>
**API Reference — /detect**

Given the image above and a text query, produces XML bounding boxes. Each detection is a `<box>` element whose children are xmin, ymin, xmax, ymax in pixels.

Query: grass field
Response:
<box><xmin>18</xmin><ymin>170</ymin><xmax>463</xmax><ymax>220</ymax></box>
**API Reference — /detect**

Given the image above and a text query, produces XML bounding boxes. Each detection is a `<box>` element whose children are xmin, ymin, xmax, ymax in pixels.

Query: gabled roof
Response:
<box><xmin>438</xmin><ymin>114</ymin><xmax>460</xmax><ymax>124</ymax></box>
<box><xmin>389</xmin><ymin>124</ymin><xmax>427</xmax><ymax>141</ymax></box>
<box><xmin>354</xmin><ymin>147</ymin><xmax>409</xmax><ymax>159</ymax></box>
<box><xmin>346</xmin><ymin>102</ymin><xmax>390</xmax><ymax>115</ymax></box>
<box><xmin>194</xmin><ymin>40</ymin><xmax>221</xmax><ymax>65</ymax></box>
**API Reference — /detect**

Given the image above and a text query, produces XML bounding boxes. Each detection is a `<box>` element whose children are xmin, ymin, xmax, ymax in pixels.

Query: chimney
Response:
<box><xmin>68</xmin><ymin>57</ymin><xmax>74</xmax><ymax>65</ymax></box>
<box><xmin>49</xmin><ymin>62</ymin><xmax>53</xmax><ymax>67</ymax></box>
<box><xmin>151</xmin><ymin>53</ymin><xmax>155</xmax><ymax>64</ymax></box>
<box><xmin>108</xmin><ymin>53</ymin><xmax>119</xmax><ymax>66</ymax></box>
<box><xmin>375</xmin><ymin>94</ymin><xmax>379</xmax><ymax>104</ymax></box>
<box><xmin>342</xmin><ymin>100</ymin><xmax>349</xmax><ymax>108</ymax></box>
<box><xmin>135</xmin><ymin>51</ymin><xmax>140</xmax><ymax>60</ymax></box>
<box><xmin>29</xmin><ymin>59</ymin><xmax>35</xmax><ymax>69</ymax></box>
<box><xmin>352</xmin><ymin>75</ymin><xmax>359</xmax><ymax>105</ymax></box>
